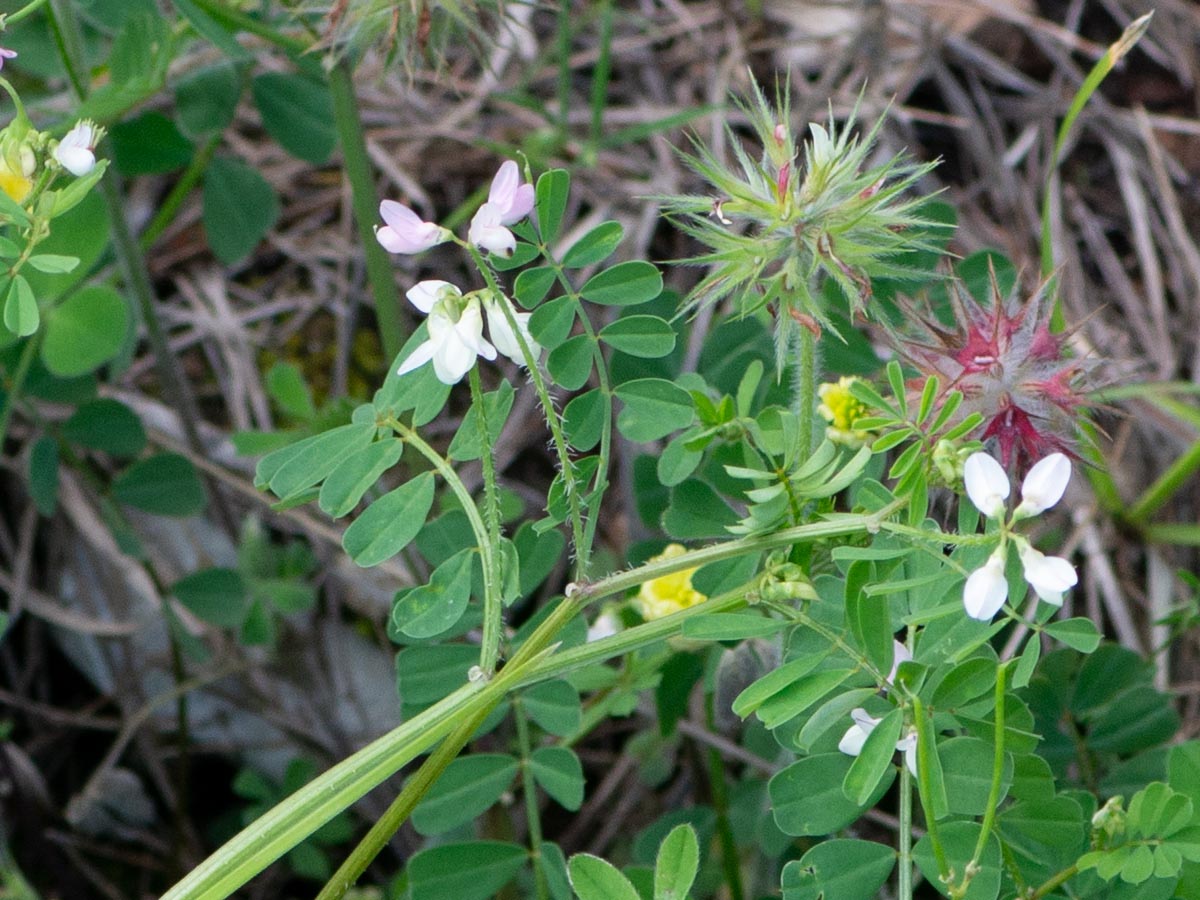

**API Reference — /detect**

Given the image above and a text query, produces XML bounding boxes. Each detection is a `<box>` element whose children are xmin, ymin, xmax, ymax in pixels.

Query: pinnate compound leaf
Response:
<box><xmin>342</xmin><ymin>472</ymin><xmax>435</xmax><ymax>567</ymax></box>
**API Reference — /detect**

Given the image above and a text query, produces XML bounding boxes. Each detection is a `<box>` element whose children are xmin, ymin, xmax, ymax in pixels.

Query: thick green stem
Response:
<box><xmin>0</xmin><ymin>331</ymin><xmax>39</xmax><ymax>455</ymax></box>
<box><xmin>314</xmin><ymin>705</ymin><xmax>493</xmax><ymax>900</ymax></box>
<box><xmin>952</xmin><ymin>664</ymin><xmax>1006</xmax><ymax>898</ymax></box>
<box><xmin>329</xmin><ymin>60</ymin><xmax>405</xmax><ymax>363</ymax></box>
<box><xmin>516</xmin><ymin>701</ymin><xmax>550</xmax><ymax>900</ymax></box>
<box><xmin>162</xmin><ymin>503</ymin><xmax>903</xmax><ymax>900</ymax></box>
<box><xmin>469</xmin><ymin>365</ymin><xmax>504</xmax><ymax>675</ymax></box>
<box><xmin>1126</xmin><ymin>436</ymin><xmax>1200</xmax><ymax>526</ymax></box>
<box><xmin>899</xmin><ymin>749</ymin><xmax>913</xmax><ymax>900</ymax></box>
<box><xmin>912</xmin><ymin>697</ymin><xmax>948</xmax><ymax>881</ymax></box>
<box><xmin>1031</xmin><ymin>864</ymin><xmax>1079</xmax><ymax>899</ymax></box>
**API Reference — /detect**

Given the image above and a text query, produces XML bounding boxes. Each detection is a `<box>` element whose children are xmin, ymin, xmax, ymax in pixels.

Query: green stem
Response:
<box><xmin>469</xmin><ymin>365</ymin><xmax>504</xmax><ymax>675</ymax></box>
<box><xmin>162</xmin><ymin>503</ymin><xmax>905</xmax><ymax>900</ymax></box>
<box><xmin>795</xmin><ymin>324</ymin><xmax>818</xmax><ymax>455</ymax></box>
<box><xmin>899</xmin><ymin>748</ymin><xmax>913</xmax><ymax>900</ymax></box>
<box><xmin>466</xmin><ymin>244</ymin><xmax>589</xmax><ymax>577</ymax></box>
<box><xmin>139</xmin><ymin>134</ymin><xmax>221</xmax><ymax>251</ymax></box>
<box><xmin>545</xmin><ymin>261</ymin><xmax>611</xmax><ymax>579</ymax></box>
<box><xmin>912</xmin><ymin>697</ymin><xmax>948</xmax><ymax>881</ymax></box>
<box><xmin>329</xmin><ymin>60</ymin><xmax>405</xmax><ymax>363</ymax></box>
<box><xmin>704</xmin><ymin>693</ymin><xmax>745</xmax><ymax>900</ymax></box>
<box><xmin>4</xmin><ymin>0</ymin><xmax>52</xmax><ymax>27</ymax></box>
<box><xmin>386</xmin><ymin>416</ymin><xmax>498</xmax><ymax>626</ymax></box>
<box><xmin>1030</xmin><ymin>864</ymin><xmax>1078</xmax><ymax>899</ymax></box>
<box><xmin>0</xmin><ymin>331</ymin><xmax>39</xmax><ymax>455</ymax></box>
<box><xmin>315</xmin><ymin>705</ymin><xmax>493</xmax><ymax>900</ymax></box>
<box><xmin>957</xmin><ymin>664</ymin><xmax>1006</xmax><ymax>896</ymax></box>
<box><xmin>515</xmin><ymin>701</ymin><xmax>550</xmax><ymax>900</ymax></box>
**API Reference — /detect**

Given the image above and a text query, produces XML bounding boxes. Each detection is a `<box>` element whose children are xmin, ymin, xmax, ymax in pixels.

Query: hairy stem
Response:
<box><xmin>469</xmin><ymin>365</ymin><xmax>504</xmax><ymax>675</ymax></box>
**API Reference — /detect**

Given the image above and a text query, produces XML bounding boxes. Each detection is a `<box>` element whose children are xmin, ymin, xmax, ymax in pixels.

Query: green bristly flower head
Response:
<box><xmin>662</xmin><ymin>79</ymin><xmax>939</xmax><ymax>373</ymax></box>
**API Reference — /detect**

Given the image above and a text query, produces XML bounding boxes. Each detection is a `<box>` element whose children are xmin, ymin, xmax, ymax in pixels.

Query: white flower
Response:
<box><xmin>1016</xmin><ymin>541</ymin><xmax>1078</xmax><ymax>606</ymax></box>
<box><xmin>376</xmin><ymin>200</ymin><xmax>448</xmax><ymax>254</ymax></box>
<box><xmin>963</xmin><ymin>548</ymin><xmax>1009</xmax><ymax>621</ymax></box>
<box><xmin>54</xmin><ymin>120</ymin><xmax>101</xmax><ymax>176</ymax></box>
<box><xmin>960</xmin><ymin>451</ymin><xmax>1078</xmax><ymax>619</ymax></box>
<box><xmin>838</xmin><ymin>708</ymin><xmax>917</xmax><ymax>777</ymax></box>
<box><xmin>1014</xmin><ymin>452</ymin><xmax>1071</xmax><ymax>520</ymax></box>
<box><xmin>963</xmin><ymin>451</ymin><xmax>1010</xmax><ymax>519</ymax></box>
<box><xmin>397</xmin><ymin>281</ymin><xmax>496</xmax><ymax>385</ymax></box>
<box><xmin>586</xmin><ymin>610</ymin><xmax>620</xmax><ymax>642</ymax></box>
<box><xmin>468</xmin><ymin>160</ymin><xmax>534</xmax><ymax>257</ymax></box>
<box><xmin>886</xmin><ymin>640</ymin><xmax>912</xmax><ymax>688</ymax></box>
<box><xmin>483</xmin><ymin>295</ymin><xmax>539</xmax><ymax>366</ymax></box>
<box><xmin>484</xmin><ymin>159</ymin><xmax>534</xmax><ymax>224</ymax></box>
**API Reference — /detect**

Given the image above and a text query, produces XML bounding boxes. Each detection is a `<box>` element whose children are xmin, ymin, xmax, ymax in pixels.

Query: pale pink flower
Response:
<box><xmin>376</xmin><ymin>200</ymin><xmax>448</xmax><ymax>254</ymax></box>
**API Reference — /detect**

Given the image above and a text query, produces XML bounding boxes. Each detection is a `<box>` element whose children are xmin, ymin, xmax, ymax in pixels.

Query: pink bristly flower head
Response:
<box><xmin>895</xmin><ymin>269</ymin><xmax>1097</xmax><ymax>472</ymax></box>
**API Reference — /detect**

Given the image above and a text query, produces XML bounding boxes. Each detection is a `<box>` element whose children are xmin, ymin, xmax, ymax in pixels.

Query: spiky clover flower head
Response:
<box><xmin>660</xmin><ymin>80</ymin><xmax>939</xmax><ymax>373</ymax></box>
<box><xmin>895</xmin><ymin>271</ymin><xmax>1097</xmax><ymax>472</ymax></box>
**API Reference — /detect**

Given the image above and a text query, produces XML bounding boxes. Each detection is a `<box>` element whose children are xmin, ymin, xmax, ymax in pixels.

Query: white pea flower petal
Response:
<box><xmin>886</xmin><ymin>640</ymin><xmax>912</xmax><ymax>688</ymax></box>
<box><xmin>963</xmin><ymin>549</ymin><xmax>1009</xmax><ymax>621</ymax></box>
<box><xmin>837</xmin><ymin>708</ymin><xmax>880</xmax><ymax>756</ymax></box>
<box><xmin>469</xmin><ymin>202</ymin><xmax>517</xmax><ymax>257</ymax></box>
<box><xmin>406</xmin><ymin>280</ymin><xmax>458</xmax><ymax>314</ymax></box>
<box><xmin>396</xmin><ymin>289</ymin><xmax>496</xmax><ymax>385</ymax></box>
<box><xmin>377</xmin><ymin>201</ymin><xmax>447</xmax><ymax>254</ymax></box>
<box><xmin>1015</xmin><ymin>452</ymin><xmax>1072</xmax><ymax>519</ymax></box>
<box><xmin>484</xmin><ymin>296</ymin><xmax>539</xmax><ymax>366</ymax></box>
<box><xmin>487</xmin><ymin>160</ymin><xmax>535</xmax><ymax>225</ymax></box>
<box><xmin>896</xmin><ymin>732</ymin><xmax>918</xmax><ymax>778</ymax></box>
<box><xmin>1017</xmin><ymin>542</ymin><xmax>1077</xmax><ymax>606</ymax></box>
<box><xmin>838</xmin><ymin>709</ymin><xmax>916</xmax><ymax>776</ymax></box>
<box><xmin>54</xmin><ymin>120</ymin><xmax>101</xmax><ymax>176</ymax></box>
<box><xmin>963</xmin><ymin>452</ymin><xmax>1010</xmax><ymax>519</ymax></box>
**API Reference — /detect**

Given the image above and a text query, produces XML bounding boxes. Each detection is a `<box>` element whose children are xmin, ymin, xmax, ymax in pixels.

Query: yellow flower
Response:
<box><xmin>0</xmin><ymin>155</ymin><xmax>31</xmax><ymax>203</ymax></box>
<box><xmin>818</xmin><ymin>376</ymin><xmax>874</xmax><ymax>447</ymax></box>
<box><xmin>635</xmin><ymin>543</ymin><xmax>707</xmax><ymax>621</ymax></box>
